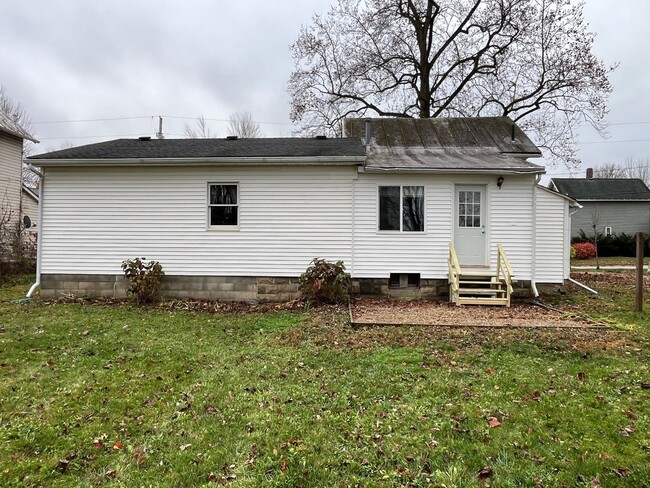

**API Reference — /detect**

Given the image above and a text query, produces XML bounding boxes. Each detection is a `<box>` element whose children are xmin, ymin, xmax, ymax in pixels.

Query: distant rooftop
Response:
<box><xmin>344</xmin><ymin>117</ymin><xmax>544</xmax><ymax>173</ymax></box>
<box><xmin>0</xmin><ymin>110</ymin><xmax>38</xmax><ymax>142</ymax></box>
<box><xmin>550</xmin><ymin>178</ymin><xmax>650</xmax><ymax>201</ymax></box>
<box><xmin>29</xmin><ymin>137</ymin><xmax>366</xmax><ymax>161</ymax></box>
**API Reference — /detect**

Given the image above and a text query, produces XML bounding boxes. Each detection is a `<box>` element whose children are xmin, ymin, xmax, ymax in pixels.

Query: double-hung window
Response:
<box><xmin>208</xmin><ymin>183</ymin><xmax>238</xmax><ymax>227</ymax></box>
<box><xmin>378</xmin><ymin>185</ymin><xmax>424</xmax><ymax>232</ymax></box>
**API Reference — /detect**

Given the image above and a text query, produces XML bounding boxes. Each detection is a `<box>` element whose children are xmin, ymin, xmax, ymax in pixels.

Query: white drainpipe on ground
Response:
<box><xmin>26</xmin><ymin>167</ymin><xmax>44</xmax><ymax>298</ymax></box>
<box><xmin>530</xmin><ymin>175</ymin><xmax>541</xmax><ymax>297</ymax></box>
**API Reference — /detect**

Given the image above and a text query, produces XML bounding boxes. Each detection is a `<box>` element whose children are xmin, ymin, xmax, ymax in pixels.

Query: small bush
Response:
<box><xmin>571</xmin><ymin>242</ymin><xmax>596</xmax><ymax>260</ymax></box>
<box><xmin>299</xmin><ymin>258</ymin><xmax>351</xmax><ymax>304</ymax></box>
<box><xmin>570</xmin><ymin>246</ymin><xmax>576</xmax><ymax>260</ymax></box>
<box><xmin>121</xmin><ymin>257</ymin><xmax>165</xmax><ymax>304</ymax></box>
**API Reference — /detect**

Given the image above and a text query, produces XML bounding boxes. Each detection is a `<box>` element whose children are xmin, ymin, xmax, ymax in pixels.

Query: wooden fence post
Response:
<box><xmin>636</xmin><ymin>232</ymin><xmax>644</xmax><ymax>312</ymax></box>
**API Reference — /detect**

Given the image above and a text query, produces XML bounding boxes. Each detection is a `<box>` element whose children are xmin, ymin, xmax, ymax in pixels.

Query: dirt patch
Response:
<box><xmin>351</xmin><ymin>298</ymin><xmax>593</xmax><ymax>328</ymax></box>
<box><xmin>295</xmin><ymin>309</ymin><xmax>639</xmax><ymax>354</ymax></box>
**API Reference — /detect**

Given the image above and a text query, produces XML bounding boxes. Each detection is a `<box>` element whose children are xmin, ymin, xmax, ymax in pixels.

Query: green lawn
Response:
<box><xmin>571</xmin><ymin>256</ymin><xmax>650</xmax><ymax>267</ymax></box>
<box><xmin>1</xmin><ymin>275</ymin><xmax>649</xmax><ymax>487</ymax></box>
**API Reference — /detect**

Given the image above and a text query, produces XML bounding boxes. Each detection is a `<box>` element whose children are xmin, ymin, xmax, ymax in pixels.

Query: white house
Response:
<box><xmin>0</xmin><ymin>110</ymin><xmax>38</xmax><ymax>259</ymax></box>
<box><xmin>27</xmin><ymin>117</ymin><xmax>576</xmax><ymax>304</ymax></box>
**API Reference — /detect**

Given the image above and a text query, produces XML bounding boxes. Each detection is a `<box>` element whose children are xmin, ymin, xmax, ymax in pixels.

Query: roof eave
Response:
<box><xmin>30</xmin><ymin>155</ymin><xmax>367</xmax><ymax>167</ymax></box>
<box><xmin>0</xmin><ymin>127</ymin><xmax>39</xmax><ymax>143</ymax></box>
<box><xmin>361</xmin><ymin>166</ymin><xmax>545</xmax><ymax>175</ymax></box>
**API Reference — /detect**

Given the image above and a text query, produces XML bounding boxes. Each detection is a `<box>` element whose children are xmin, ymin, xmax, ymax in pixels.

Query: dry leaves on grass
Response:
<box><xmin>351</xmin><ymin>298</ymin><xmax>591</xmax><ymax>328</ymax></box>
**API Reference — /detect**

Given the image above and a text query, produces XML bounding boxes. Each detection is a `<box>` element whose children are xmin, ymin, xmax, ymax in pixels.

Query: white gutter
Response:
<box><xmin>531</xmin><ymin>174</ymin><xmax>541</xmax><ymax>297</ymax></box>
<box><xmin>568</xmin><ymin>277</ymin><xmax>598</xmax><ymax>295</ymax></box>
<box><xmin>29</xmin><ymin>156</ymin><xmax>366</xmax><ymax>167</ymax></box>
<box><xmin>363</xmin><ymin>167</ymin><xmax>545</xmax><ymax>175</ymax></box>
<box><xmin>26</xmin><ymin>168</ymin><xmax>44</xmax><ymax>298</ymax></box>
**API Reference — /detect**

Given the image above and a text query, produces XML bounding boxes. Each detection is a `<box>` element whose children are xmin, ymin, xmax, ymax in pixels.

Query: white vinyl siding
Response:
<box><xmin>41</xmin><ymin>165</ymin><xmax>355</xmax><ymax>276</ymax></box>
<box><xmin>41</xmin><ymin>165</ymin><xmax>568</xmax><ymax>284</ymax></box>
<box><xmin>489</xmin><ymin>175</ymin><xmax>534</xmax><ymax>281</ymax></box>
<box><xmin>21</xmin><ymin>189</ymin><xmax>39</xmax><ymax>230</ymax></box>
<box><xmin>354</xmin><ymin>173</ymin><xmax>539</xmax><ymax>281</ymax></box>
<box><xmin>0</xmin><ymin>132</ymin><xmax>23</xmax><ymax>230</ymax></box>
<box><xmin>535</xmin><ymin>188</ymin><xmax>569</xmax><ymax>283</ymax></box>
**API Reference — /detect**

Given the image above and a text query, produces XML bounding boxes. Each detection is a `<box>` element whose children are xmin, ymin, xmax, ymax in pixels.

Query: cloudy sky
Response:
<box><xmin>1</xmin><ymin>0</ymin><xmax>648</xmax><ymax>180</ymax></box>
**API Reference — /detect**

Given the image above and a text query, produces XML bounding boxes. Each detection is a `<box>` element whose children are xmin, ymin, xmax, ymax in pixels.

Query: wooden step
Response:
<box><xmin>456</xmin><ymin>296</ymin><xmax>510</xmax><ymax>306</ymax></box>
<box><xmin>458</xmin><ymin>288</ymin><xmax>506</xmax><ymax>295</ymax></box>
<box><xmin>459</xmin><ymin>280</ymin><xmax>503</xmax><ymax>286</ymax></box>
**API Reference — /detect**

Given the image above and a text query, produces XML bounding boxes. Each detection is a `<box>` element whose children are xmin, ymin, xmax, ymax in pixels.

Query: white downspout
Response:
<box><xmin>26</xmin><ymin>167</ymin><xmax>44</xmax><ymax>298</ymax></box>
<box><xmin>530</xmin><ymin>175</ymin><xmax>541</xmax><ymax>297</ymax></box>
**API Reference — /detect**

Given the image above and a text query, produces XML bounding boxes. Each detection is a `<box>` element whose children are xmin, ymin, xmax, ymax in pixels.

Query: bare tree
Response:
<box><xmin>184</xmin><ymin>115</ymin><xmax>214</xmax><ymax>138</ymax></box>
<box><xmin>593</xmin><ymin>162</ymin><xmax>627</xmax><ymax>179</ymax></box>
<box><xmin>0</xmin><ymin>85</ymin><xmax>35</xmax><ymax>156</ymax></box>
<box><xmin>593</xmin><ymin>158</ymin><xmax>650</xmax><ymax>188</ymax></box>
<box><xmin>227</xmin><ymin>111</ymin><xmax>262</xmax><ymax>138</ymax></box>
<box><xmin>289</xmin><ymin>0</ymin><xmax>614</xmax><ymax>167</ymax></box>
<box><xmin>624</xmin><ymin>157</ymin><xmax>650</xmax><ymax>188</ymax></box>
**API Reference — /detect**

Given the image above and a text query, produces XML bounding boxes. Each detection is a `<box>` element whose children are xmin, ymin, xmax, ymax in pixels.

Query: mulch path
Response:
<box><xmin>350</xmin><ymin>298</ymin><xmax>596</xmax><ymax>328</ymax></box>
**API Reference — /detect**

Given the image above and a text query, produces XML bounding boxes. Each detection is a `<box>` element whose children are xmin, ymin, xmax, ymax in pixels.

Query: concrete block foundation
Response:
<box><xmin>40</xmin><ymin>274</ymin><xmax>543</xmax><ymax>303</ymax></box>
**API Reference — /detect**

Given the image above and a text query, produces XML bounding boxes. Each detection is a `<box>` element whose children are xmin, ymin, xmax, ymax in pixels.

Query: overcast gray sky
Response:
<box><xmin>1</xmin><ymin>0</ymin><xmax>648</xmax><ymax>179</ymax></box>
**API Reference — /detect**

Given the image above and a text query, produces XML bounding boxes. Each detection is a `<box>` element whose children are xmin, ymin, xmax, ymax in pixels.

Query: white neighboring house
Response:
<box><xmin>21</xmin><ymin>184</ymin><xmax>39</xmax><ymax>231</ymax></box>
<box><xmin>0</xmin><ymin>110</ymin><xmax>38</xmax><ymax>257</ymax></box>
<box><xmin>27</xmin><ymin>117</ymin><xmax>577</xmax><ymax>302</ymax></box>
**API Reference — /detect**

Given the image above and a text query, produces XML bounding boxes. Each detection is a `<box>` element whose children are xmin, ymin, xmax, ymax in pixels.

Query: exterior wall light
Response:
<box><xmin>497</xmin><ymin>176</ymin><xmax>504</xmax><ymax>189</ymax></box>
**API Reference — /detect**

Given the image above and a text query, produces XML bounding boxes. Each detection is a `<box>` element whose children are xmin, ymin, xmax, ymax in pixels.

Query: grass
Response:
<box><xmin>1</xmin><ymin>274</ymin><xmax>649</xmax><ymax>486</ymax></box>
<box><xmin>571</xmin><ymin>256</ymin><xmax>650</xmax><ymax>267</ymax></box>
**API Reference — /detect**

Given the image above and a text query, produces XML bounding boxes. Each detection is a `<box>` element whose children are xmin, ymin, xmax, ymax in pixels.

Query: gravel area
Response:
<box><xmin>351</xmin><ymin>298</ymin><xmax>594</xmax><ymax>328</ymax></box>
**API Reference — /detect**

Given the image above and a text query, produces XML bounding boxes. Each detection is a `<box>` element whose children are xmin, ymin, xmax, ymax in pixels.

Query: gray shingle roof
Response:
<box><xmin>344</xmin><ymin>116</ymin><xmax>543</xmax><ymax>173</ymax></box>
<box><xmin>0</xmin><ymin>110</ymin><xmax>38</xmax><ymax>142</ymax></box>
<box><xmin>29</xmin><ymin>137</ymin><xmax>366</xmax><ymax>161</ymax></box>
<box><xmin>551</xmin><ymin>178</ymin><xmax>650</xmax><ymax>201</ymax></box>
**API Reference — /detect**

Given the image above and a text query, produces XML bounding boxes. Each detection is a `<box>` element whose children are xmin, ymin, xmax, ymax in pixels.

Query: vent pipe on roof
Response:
<box><xmin>364</xmin><ymin>118</ymin><xmax>371</xmax><ymax>146</ymax></box>
<box><xmin>315</xmin><ymin>135</ymin><xmax>327</xmax><ymax>140</ymax></box>
<box><xmin>138</xmin><ymin>136</ymin><xmax>151</xmax><ymax>141</ymax></box>
<box><xmin>586</xmin><ymin>168</ymin><xmax>594</xmax><ymax>180</ymax></box>
<box><xmin>226</xmin><ymin>135</ymin><xmax>238</xmax><ymax>140</ymax></box>
<box><xmin>511</xmin><ymin>123</ymin><xmax>516</xmax><ymax>142</ymax></box>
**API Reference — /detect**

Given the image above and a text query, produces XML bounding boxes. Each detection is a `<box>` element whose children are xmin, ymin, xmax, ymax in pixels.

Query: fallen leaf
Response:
<box><xmin>599</xmin><ymin>453</ymin><xmax>613</xmax><ymax>460</ymax></box>
<box><xmin>488</xmin><ymin>417</ymin><xmax>501</xmax><ymax>428</ymax></box>
<box><xmin>609</xmin><ymin>467</ymin><xmax>628</xmax><ymax>478</ymax></box>
<box><xmin>93</xmin><ymin>440</ymin><xmax>104</xmax><ymax>449</ymax></box>
<box><xmin>620</xmin><ymin>425</ymin><xmax>636</xmax><ymax>436</ymax></box>
<box><xmin>577</xmin><ymin>371</ymin><xmax>586</xmax><ymax>380</ymax></box>
<box><xmin>485</xmin><ymin>368</ymin><xmax>496</xmax><ymax>375</ymax></box>
<box><xmin>179</xmin><ymin>444</ymin><xmax>191</xmax><ymax>451</ymax></box>
<box><xmin>106</xmin><ymin>469</ymin><xmax>117</xmax><ymax>479</ymax></box>
<box><xmin>113</xmin><ymin>441</ymin><xmax>123</xmax><ymax>450</ymax></box>
<box><xmin>82</xmin><ymin>330</ymin><xmax>90</xmax><ymax>336</ymax></box>
<box><xmin>280</xmin><ymin>456</ymin><xmax>288</xmax><ymax>473</ymax></box>
<box><xmin>56</xmin><ymin>459</ymin><xmax>70</xmax><ymax>473</ymax></box>
<box><xmin>478</xmin><ymin>467</ymin><xmax>493</xmax><ymax>481</ymax></box>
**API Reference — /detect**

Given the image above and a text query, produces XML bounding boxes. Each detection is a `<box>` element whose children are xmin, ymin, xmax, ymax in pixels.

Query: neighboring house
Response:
<box><xmin>0</xmin><ymin>110</ymin><xmax>38</xmax><ymax>253</ymax></box>
<box><xmin>28</xmin><ymin>117</ymin><xmax>576</xmax><ymax>302</ymax></box>
<box><xmin>22</xmin><ymin>184</ymin><xmax>39</xmax><ymax>230</ymax></box>
<box><xmin>549</xmin><ymin>177</ymin><xmax>650</xmax><ymax>238</ymax></box>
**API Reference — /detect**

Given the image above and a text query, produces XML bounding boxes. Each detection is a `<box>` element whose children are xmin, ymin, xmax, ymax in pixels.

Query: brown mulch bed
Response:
<box><xmin>351</xmin><ymin>298</ymin><xmax>596</xmax><ymax>328</ymax></box>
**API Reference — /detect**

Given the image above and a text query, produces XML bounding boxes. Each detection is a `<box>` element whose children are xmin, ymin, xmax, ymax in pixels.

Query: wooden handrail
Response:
<box><xmin>497</xmin><ymin>244</ymin><xmax>514</xmax><ymax>305</ymax></box>
<box><xmin>448</xmin><ymin>243</ymin><xmax>462</xmax><ymax>304</ymax></box>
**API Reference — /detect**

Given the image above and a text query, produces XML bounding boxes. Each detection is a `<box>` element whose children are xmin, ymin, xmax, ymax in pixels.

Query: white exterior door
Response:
<box><xmin>454</xmin><ymin>185</ymin><xmax>487</xmax><ymax>265</ymax></box>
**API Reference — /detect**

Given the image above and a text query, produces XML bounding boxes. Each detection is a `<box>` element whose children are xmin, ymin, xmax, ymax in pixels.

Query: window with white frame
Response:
<box><xmin>208</xmin><ymin>183</ymin><xmax>238</xmax><ymax>226</ymax></box>
<box><xmin>605</xmin><ymin>226</ymin><xmax>612</xmax><ymax>236</ymax></box>
<box><xmin>378</xmin><ymin>185</ymin><xmax>424</xmax><ymax>231</ymax></box>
